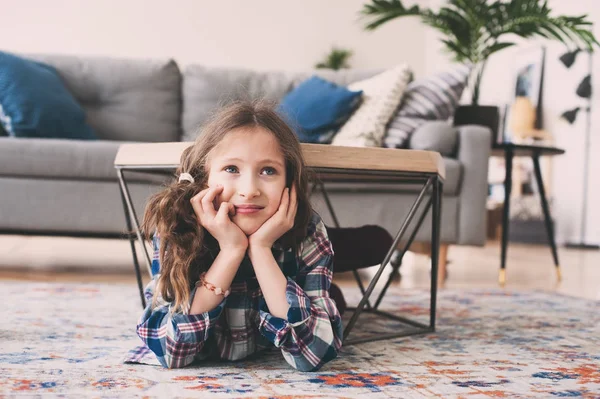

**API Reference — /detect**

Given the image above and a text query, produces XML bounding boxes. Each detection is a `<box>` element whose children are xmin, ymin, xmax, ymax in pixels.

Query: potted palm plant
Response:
<box><xmin>361</xmin><ymin>0</ymin><xmax>598</xmax><ymax>142</ymax></box>
<box><xmin>316</xmin><ymin>47</ymin><xmax>354</xmax><ymax>70</ymax></box>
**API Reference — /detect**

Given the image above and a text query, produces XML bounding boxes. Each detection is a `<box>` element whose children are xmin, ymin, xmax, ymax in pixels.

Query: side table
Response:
<box><xmin>491</xmin><ymin>143</ymin><xmax>565</xmax><ymax>285</ymax></box>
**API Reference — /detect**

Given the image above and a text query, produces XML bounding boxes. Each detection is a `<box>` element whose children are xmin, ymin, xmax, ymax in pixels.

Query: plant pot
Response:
<box><xmin>453</xmin><ymin>105</ymin><xmax>500</xmax><ymax>146</ymax></box>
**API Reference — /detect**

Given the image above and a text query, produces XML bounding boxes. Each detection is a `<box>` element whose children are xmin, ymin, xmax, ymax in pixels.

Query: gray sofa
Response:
<box><xmin>0</xmin><ymin>54</ymin><xmax>491</xmax><ymax>248</ymax></box>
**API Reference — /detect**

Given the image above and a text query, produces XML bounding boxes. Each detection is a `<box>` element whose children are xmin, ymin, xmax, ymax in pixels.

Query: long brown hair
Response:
<box><xmin>141</xmin><ymin>100</ymin><xmax>313</xmax><ymax>313</ymax></box>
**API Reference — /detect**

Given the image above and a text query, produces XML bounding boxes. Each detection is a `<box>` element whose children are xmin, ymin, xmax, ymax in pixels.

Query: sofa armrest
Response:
<box><xmin>455</xmin><ymin>125</ymin><xmax>491</xmax><ymax>246</ymax></box>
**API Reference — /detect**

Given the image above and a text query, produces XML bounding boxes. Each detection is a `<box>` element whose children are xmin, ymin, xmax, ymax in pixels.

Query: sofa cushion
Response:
<box><xmin>25</xmin><ymin>54</ymin><xmax>182</xmax><ymax>142</ymax></box>
<box><xmin>278</xmin><ymin>76</ymin><xmax>362</xmax><ymax>143</ymax></box>
<box><xmin>182</xmin><ymin>65</ymin><xmax>382</xmax><ymax>141</ymax></box>
<box><xmin>0</xmin><ymin>177</ymin><xmax>160</xmax><ymax>235</ymax></box>
<box><xmin>315</xmin><ymin>157</ymin><xmax>462</xmax><ymax>196</ymax></box>
<box><xmin>0</xmin><ymin>137</ymin><xmax>170</xmax><ymax>184</ymax></box>
<box><xmin>182</xmin><ymin>65</ymin><xmax>294</xmax><ymax>141</ymax></box>
<box><xmin>0</xmin><ymin>51</ymin><xmax>97</xmax><ymax>140</ymax></box>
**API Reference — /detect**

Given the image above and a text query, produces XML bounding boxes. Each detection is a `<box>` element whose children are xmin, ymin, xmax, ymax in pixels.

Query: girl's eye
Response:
<box><xmin>224</xmin><ymin>165</ymin><xmax>238</xmax><ymax>173</ymax></box>
<box><xmin>261</xmin><ymin>167</ymin><xmax>277</xmax><ymax>176</ymax></box>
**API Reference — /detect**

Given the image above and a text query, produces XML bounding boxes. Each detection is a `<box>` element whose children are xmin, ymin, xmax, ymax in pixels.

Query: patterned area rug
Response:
<box><xmin>1</xmin><ymin>281</ymin><xmax>599</xmax><ymax>398</ymax></box>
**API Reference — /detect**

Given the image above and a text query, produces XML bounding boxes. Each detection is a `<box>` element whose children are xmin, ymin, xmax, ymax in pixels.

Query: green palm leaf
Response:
<box><xmin>362</xmin><ymin>0</ymin><xmax>423</xmax><ymax>30</ymax></box>
<box><xmin>360</xmin><ymin>0</ymin><xmax>598</xmax><ymax>104</ymax></box>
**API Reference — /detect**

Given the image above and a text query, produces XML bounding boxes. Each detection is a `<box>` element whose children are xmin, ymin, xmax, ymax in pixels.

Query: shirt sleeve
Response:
<box><xmin>135</xmin><ymin>234</ymin><xmax>227</xmax><ymax>369</ymax></box>
<box><xmin>258</xmin><ymin>214</ymin><xmax>344</xmax><ymax>372</ymax></box>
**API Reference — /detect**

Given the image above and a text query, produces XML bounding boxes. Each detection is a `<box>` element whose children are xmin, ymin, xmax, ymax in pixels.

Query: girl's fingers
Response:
<box><xmin>279</xmin><ymin>187</ymin><xmax>290</xmax><ymax>214</ymax></box>
<box><xmin>217</xmin><ymin>202</ymin><xmax>229</xmax><ymax>216</ymax></box>
<box><xmin>201</xmin><ymin>185</ymin><xmax>223</xmax><ymax>217</ymax></box>
<box><xmin>216</xmin><ymin>201</ymin><xmax>231</xmax><ymax>220</ymax></box>
<box><xmin>288</xmin><ymin>185</ymin><xmax>298</xmax><ymax>219</ymax></box>
<box><xmin>191</xmin><ymin>188</ymin><xmax>210</xmax><ymax>215</ymax></box>
<box><xmin>192</xmin><ymin>188</ymin><xmax>209</xmax><ymax>204</ymax></box>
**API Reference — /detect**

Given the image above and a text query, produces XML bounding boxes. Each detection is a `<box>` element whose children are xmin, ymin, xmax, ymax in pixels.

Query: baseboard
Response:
<box><xmin>560</xmin><ymin>235</ymin><xmax>600</xmax><ymax>248</ymax></box>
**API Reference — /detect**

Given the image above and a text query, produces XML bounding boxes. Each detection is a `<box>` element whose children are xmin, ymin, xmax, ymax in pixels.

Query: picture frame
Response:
<box><xmin>502</xmin><ymin>45</ymin><xmax>546</xmax><ymax>143</ymax></box>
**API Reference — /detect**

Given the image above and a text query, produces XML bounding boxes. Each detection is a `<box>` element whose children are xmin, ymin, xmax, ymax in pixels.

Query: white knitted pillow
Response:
<box><xmin>331</xmin><ymin>64</ymin><xmax>411</xmax><ymax>147</ymax></box>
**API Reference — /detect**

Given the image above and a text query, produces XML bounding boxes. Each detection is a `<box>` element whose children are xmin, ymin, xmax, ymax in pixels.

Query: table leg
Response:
<box><xmin>430</xmin><ymin>177</ymin><xmax>442</xmax><ymax>330</ymax></box>
<box><xmin>343</xmin><ymin>177</ymin><xmax>434</xmax><ymax>344</ymax></box>
<box><xmin>373</xmin><ymin>197</ymin><xmax>432</xmax><ymax>309</ymax></box>
<box><xmin>500</xmin><ymin>148</ymin><xmax>514</xmax><ymax>285</ymax></box>
<box><xmin>315</xmin><ymin>181</ymin><xmax>372</xmax><ymax>309</ymax></box>
<box><xmin>117</xmin><ymin>169</ymin><xmax>153</xmax><ymax>307</ymax></box>
<box><xmin>119</xmin><ymin>186</ymin><xmax>146</xmax><ymax>308</ymax></box>
<box><xmin>532</xmin><ymin>155</ymin><xmax>561</xmax><ymax>281</ymax></box>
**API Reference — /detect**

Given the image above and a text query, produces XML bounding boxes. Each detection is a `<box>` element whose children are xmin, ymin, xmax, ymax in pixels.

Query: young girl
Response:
<box><xmin>125</xmin><ymin>100</ymin><xmax>343</xmax><ymax>372</ymax></box>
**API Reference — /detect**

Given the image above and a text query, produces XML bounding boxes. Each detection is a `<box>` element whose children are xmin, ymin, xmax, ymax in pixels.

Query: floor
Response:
<box><xmin>1</xmin><ymin>234</ymin><xmax>598</xmax><ymax>300</ymax></box>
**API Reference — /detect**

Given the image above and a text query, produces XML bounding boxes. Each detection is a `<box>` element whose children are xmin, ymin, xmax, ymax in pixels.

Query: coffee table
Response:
<box><xmin>114</xmin><ymin>142</ymin><xmax>445</xmax><ymax>345</ymax></box>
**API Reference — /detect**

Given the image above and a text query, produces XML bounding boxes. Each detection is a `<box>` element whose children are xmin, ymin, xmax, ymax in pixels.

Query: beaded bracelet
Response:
<box><xmin>196</xmin><ymin>272</ymin><xmax>231</xmax><ymax>297</ymax></box>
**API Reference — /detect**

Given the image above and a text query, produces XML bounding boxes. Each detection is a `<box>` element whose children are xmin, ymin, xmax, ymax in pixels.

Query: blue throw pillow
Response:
<box><xmin>0</xmin><ymin>51</ymin><xmax>96</xmax><ymax>140</ymax></box>
<box><xmin>277</xmin><ymin>76</ymin><xmax>362</xmax><ymax>143</ymax></box>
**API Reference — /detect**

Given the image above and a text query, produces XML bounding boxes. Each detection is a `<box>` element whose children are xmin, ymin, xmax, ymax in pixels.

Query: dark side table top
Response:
<box><xmin>491</xmin><ymin>143</ymin><xmax>566</xmax><ymax>157</ymax></box>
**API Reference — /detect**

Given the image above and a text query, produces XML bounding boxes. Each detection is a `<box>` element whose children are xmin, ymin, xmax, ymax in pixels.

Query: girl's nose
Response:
<box><xmin>238</xmin><ymin>176</ymin><xmax>260</xmax><ymax>198</ymax></box>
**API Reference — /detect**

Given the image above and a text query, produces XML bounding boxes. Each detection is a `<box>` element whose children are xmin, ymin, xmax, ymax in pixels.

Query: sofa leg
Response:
<box><xmin>408</xmin><ymin>242</ymin><xmax>450</xmax><ymax>284</ymax></box>
<box><xmin>438</xmin><ymin>244</ymin><xmax>449</xmax><ymax>283</ymax></box>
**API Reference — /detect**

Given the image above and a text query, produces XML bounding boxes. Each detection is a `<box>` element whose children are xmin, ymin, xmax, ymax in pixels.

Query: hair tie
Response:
<box><xmin>178</xmin><ymin>172</ymin><xmax>195</xmax><ymax>184</ymax></box>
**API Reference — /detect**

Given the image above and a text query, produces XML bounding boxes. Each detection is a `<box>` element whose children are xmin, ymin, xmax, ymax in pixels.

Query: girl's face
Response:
<box><xmin>206</xmin><ymin>126</ymin><xmax>287</xmax><ymax>236</ymax></box>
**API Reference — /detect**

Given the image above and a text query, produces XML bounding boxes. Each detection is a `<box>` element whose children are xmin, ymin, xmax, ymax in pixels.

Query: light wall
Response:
<box><xmin>424</xmin><ymin>0</ymin><xmax>600</xmax><ymax>246</ymax></box>
<box><xmin>0</xmin><ymin>0</ymin><xmax>426</xmax><ymax>72</ymax></box>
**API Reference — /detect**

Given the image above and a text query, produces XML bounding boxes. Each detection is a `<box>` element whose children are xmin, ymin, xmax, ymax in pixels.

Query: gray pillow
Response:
<box><xmin>409</xmin><ymin>121</ymin><xmax>458</xmax><ymax>156</ymax></box>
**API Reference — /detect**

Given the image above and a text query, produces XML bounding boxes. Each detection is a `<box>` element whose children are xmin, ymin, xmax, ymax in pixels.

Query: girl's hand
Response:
<box><xmin>191</xmin><ymin>185</ymin><xmax>248</xmax><ymax>253</ymax></box>
<box><xmin>248</xmin><ymin>185</ymin><xmax>297</xmax><ymax>250</ymax></box>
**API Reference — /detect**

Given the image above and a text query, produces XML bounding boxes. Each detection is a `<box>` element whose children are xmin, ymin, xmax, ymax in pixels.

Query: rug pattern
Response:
<box><xmin>1</xmin><ymin>282</ymin><xmax>599</xmax><ymax>398</ymax></box>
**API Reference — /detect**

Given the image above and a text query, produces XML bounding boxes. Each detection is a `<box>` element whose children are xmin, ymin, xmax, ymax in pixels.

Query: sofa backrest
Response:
<box><xmin>27</xmin><ymin>54</ymin><xmax>182</xmax><ymax>142</ymax></box>
<box><xmin>181</xmin><ymin>65</ymin><xmax>380</xmax><ymax>141</ymax></box>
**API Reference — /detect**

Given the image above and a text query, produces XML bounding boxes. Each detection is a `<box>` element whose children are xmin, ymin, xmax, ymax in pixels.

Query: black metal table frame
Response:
<box><xmin>495</xmin><ymin>144</ymin><xmax>564</xmax><ymax>285</ymax></box>
<box><xmin>116</xmin><ymin>165</ymin><xmax>443</xmax><ymax>345</ymax></box>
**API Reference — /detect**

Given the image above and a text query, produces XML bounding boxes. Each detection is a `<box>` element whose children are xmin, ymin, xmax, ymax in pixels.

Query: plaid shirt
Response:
<box><xmin>124</xmin><ymin>212</ymin><xmax>343</xmax><ymax>372</ymax></box>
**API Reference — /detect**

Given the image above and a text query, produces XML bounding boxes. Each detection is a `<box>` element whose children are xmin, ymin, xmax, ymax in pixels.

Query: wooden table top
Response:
<box><xmin>114</xmin><ymin>142</ymin><xmax>446</xmax><ymax>180</ymax></box>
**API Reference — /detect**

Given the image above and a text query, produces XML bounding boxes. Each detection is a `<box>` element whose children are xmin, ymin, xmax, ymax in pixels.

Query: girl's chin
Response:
<box><xmin>240</xmin><ymin>226</ymin><xmax>258</xmax><ymax>236</ymax></box>
<box><xmin>233</xmin><ymin>213</ymin><xmax>273</xmax><ymax>236</ymax></box>
<box><xmin>232</xmin><ymin>220</ymin><xmax>260</xmax><ymax>236</ymax></box>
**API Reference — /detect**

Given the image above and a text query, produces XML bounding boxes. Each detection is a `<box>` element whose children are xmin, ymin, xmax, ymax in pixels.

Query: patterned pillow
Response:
<box><xmin>331</xmin><ymin>64</ymin><xmax>411</xmax><ymax>147</ymax></box>
<box><xmin>383</xmin><ymin>65</ymin><xmax>470</xmax><ymax>148</ymax></box>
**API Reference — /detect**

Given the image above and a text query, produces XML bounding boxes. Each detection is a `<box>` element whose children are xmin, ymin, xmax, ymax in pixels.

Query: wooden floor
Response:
<box><xmin>0</xmin><ymin>234</ymin><xmax>598</xmax><ymax>300</ymax></box>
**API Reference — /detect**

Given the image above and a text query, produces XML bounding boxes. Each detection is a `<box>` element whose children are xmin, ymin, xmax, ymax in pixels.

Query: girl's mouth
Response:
<box><xmin>234</xmin><ymin>205</ymin><xmax>264</xmax><ymax>214</ymax></box>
